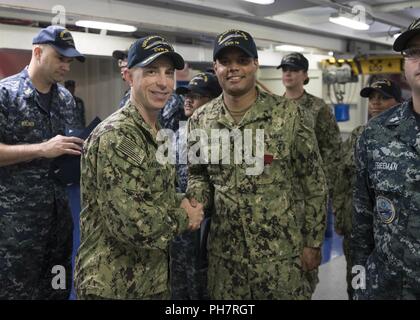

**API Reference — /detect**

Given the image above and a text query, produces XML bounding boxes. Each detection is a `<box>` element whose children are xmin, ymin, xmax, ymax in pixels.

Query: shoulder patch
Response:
<box><xmin>117</xmin><ymin>136</ymin><xmax>145</xmax><ymax>165</ymax></box>
<box><xmin>376</xmin><ymin>196</ymin><xmax>396</xmax><ymax>224</ymax></box>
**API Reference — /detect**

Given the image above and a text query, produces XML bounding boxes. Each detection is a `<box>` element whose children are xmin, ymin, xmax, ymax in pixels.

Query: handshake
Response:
<box><xmin>180</xmin><ymin>198</ymin><xmax>204</xmax><ymax>231</ymax></box>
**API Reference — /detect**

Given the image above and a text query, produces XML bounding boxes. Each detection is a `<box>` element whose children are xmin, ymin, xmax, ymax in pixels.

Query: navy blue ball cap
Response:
<box><xmin>32</xmin><ymin>25</ymin><xmax>85</xmax><ymax>62</ymax></box>
<box><xmin>360</xmin><ymin>79</ymin><xmax>402</xmax><ymax>102</ymax></box>
<box><xmin>176</xmin><ymin>72</ymin><xmax>222</xmax><ymax>98</ymax></box>
<box><xmin>112</xmin><ymin>50</ymin><xmax>128</xmax><ymax>60</ymax></box>
<box><xmin>213</xmin><ymin>29</ymin><xmax>258</xmax><ymax>61</ymax></box>
<box><xmin>393</xmin><ymin>18</ymin><xmax>420</xmax><ymax>52</ymax></box>
<box><xmin>127</xmin><ymin>35</ymin><xmax>184</xmax><ymax>70</ymax></box>
<box><xmin>277</xmin><ymin>52</ymin><xmax>308</xmax><ymax>71</ymax></box>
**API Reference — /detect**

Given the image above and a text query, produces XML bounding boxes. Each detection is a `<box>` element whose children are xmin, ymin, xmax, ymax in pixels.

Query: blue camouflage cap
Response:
<box><xmin>33</xmin><ymin>25</ymin><xmax>85</xmax><ymax>62</ymax></box>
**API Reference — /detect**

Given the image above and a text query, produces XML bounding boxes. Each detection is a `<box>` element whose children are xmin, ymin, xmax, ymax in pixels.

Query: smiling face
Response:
<box><xmin>126</xmin><ymin>55</ymin><xmax>175</xmax><ymax>114</ymax></box>
<box><xmin>213</xmin><ymin>47</ymin><xmax>258</xmax><ymax>97</ymax></box>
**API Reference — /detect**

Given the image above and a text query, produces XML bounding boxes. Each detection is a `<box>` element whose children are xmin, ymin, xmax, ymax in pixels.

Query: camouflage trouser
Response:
<box><xmin>0</xmin><ymin>211</ymin><xmax>73</xmax><ymax>300</ymax></box>
<box><xmin>79</xmin><ymin>291</ymin><xmax>170</xmax><ymax>300</ymax></box>
<box><xmin>170</xmin><ymin>230</ymin><xmax>208</xmax><ymax>300</ymax></box>
<box><xmin>342</xmin><ymin>234</ymin><xmax>354</xmax><ymax>300</ymax></box>
<box><xmin>207</xmin><ymin>255</ymin><xmax>312</xmax><ymax>300</ymax></box>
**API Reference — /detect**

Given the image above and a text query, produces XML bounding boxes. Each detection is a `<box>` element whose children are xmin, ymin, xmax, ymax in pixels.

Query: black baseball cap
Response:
<box><xmin>32</xmin><ymin>25</ymin><xmax>85</xmax><ymax>62</ymax></box>
<box><xmin>360</xmin><ymin>79</ymin><xmax>402</xmax><ymax>102</ymax></box>
<box><xmin>176</xmin><ymin>72</ymin><xmax>222</xmax><ymax>98</ymax></box>
<box><xmin>213</xmin><ymin>29</ymin><xmax>258</xmax><ymax>61</ymax></box>
<box><xmin>127</xmin><ymin>35</ymin><xmax>184</xmax><ymax>70</ymax></box>
<box><xmin>112</xmin><ymin>50</ymin><xmax>128</xmax><ymax>60</ymax></box>
<box><xmin>393</xmin><ymin>18</ymin><xmax>420</xmax><ymax>52</ymax></box>
<box><xmin>277</xmin><ymin>52</ymin><xmax>308</xmax><ymax>71</ymax></box>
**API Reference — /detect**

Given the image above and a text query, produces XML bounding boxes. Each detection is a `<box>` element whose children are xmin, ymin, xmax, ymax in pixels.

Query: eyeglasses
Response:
<box><xmin>118</xmin><ymin>59</ymin><xmax>128</xmax><ymax>68</ymax></box>
<box><xmin>401</xmin><ymin>47</ymin><xmax>420</xmax><ymax>60</ymax></box>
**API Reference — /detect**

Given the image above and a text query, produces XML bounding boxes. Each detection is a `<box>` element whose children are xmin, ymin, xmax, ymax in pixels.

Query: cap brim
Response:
<box><xmin>50</xmin><ymin>44</ymin><xmax>85</xmax><ymax>62</ymax></box>
<box><xmin>176</xmin><ymin>86</ymin><xmax>213</xmax><ymax>96</ymax></box>
<box><xmin>132</xmin><ymin>51</ymin><xmax>185</xmax><ymax>70</ymax></box>
<box><xmin>213</xmin><ymin>45</ymin><xmax>256</xmax><ymax>61</ymax></box>
<box><xmin>276</xmin><ymin>62</ymin><xmax>305</xmax><ymax>70</ymax></box>
<box><xmin>393</xmin><ymin>29</ymin><xmax>420</xmax><ymax>51</ymax></box>
<box><xmin>112</xmin><ymin>50</ymin><xmax>128</xmax><ymax>60</ymax></box>
<box><xmin>360</xmin><ymin>87</ymin><xmax>393</xmax><ymax>99</ymax></box>
<box><xmin>175</xmin><ymin>86</ymin><xmax>191</xmax><ymax>95</ymax></box>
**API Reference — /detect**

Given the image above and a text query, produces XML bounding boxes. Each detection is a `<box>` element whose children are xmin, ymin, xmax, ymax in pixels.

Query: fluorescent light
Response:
<box><xmin>275</xmin><ymin>44</ymin><xmax>304</xmax><ymax>52</ymax></box>
<box><xmin>393</xmin><ymin>32</ymin><xmax>401</xmax><ymax>39</ymax></box>
<box><xmin>329</xmin><ymin>15</ymin><xmax>369</xmax><ymax>31</ymax></box>
<box><xmin>328</xmin><ymin>51</ymin><xmax>334</xmax><ymax>56</ymax></box>
<box><xmin>75</xmin><ymin>20</ymin><xmax>137</xmax><ymax>32</ymax></box>
<box><xmin>243</xmin><ymin>0</ymin><xmax>275</xmax><ymax>4</ymax></box>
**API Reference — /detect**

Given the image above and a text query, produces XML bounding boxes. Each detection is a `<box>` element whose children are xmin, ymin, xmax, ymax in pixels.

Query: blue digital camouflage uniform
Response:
<box><xmin>175</xmin><ymin>123</ymin><xmax>189</xmax><ymax>194</ymax></box>
<box><xmin>186</xmin><ymin>88</ymin><xmax>328</xmax><ymax>299</ymax></box>
<box><xmin>334</xmin><ymin>124</ymin><xmax>365</xmax><ymax>299</ymax></box>
<box><xmin>351</xmin><ymin>99</ymin><xmax>420</xmax><ymax>299</ymax></box>
<box><xmin>74</xmin><ymin>101</ymin><xmax>189</xmax><ymax>299</ymax></box>
<box><xmin>158</xmin><ymin>93</ymin><xmax>186</xmax><ymax>132</ymax></box>
<box><xmin>118</xmin><ymin>89</ymin><xmax>130</xmax><ymax>109</ymax></box>
<box><xmin>160</xmin><ymin>93</ymin><xmax>203</xmax><ymax>299</ymax></box>
<box><xmin>0</xmin><ymin>68</ymin><xmax>77</xmax><ymax>299</ymax></box>
<box><xmin>170</xmin><ymin>122</ymin><xmax>208</xmax><ymax>300</ymax></box>
<box><xmin>72</xmin><ymin>95</ymin><xmax>86</xmax><ymax>129</ymax></box>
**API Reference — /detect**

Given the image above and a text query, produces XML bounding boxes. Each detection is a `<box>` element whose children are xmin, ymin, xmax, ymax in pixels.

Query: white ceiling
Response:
<box><xmin>0</xmin><ymin>0</ymin><xmax>419</xmax><ymax>54</ymax></box>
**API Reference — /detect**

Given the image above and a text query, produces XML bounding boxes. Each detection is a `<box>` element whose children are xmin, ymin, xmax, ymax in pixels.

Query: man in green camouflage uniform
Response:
<box><xmin>351</xmin><ymin>19</ymin><xmax>420</xmax><ymax>299</ymax></box>
<box><xmin>75</xmin><ymin>36</ymin><xmax>204</xmax><ymax>300</ymax></box>
<box><xmin>186</xmin><ymin>30</ymin><xmax>328</xmax><ymax>300</ymax></box>
<box><xmin>335</xmin><ymin>79</ymin><xmax>401</xmax><ymax>299</ymax></box>
<box><xmin>279</xmin><ymin>52</ymin><xmax>342</xmax><ymax>294</ymax></box>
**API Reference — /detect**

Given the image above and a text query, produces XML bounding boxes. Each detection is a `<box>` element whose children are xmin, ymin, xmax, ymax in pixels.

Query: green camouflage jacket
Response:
<box><xmin>75</xmin><ymin>102</ymin><xmax>189</xmax><ymax>299</ymax></box>
<box><xmin>294</xmin><ymin>91</ymin><xmax>342</xmax><ymax>198</ymax></box>
<box><xmin>334</xmin><ymin>125</ymin><xmax>365</xmax><ymax>235</ymax></box>
<box><xmin>186</xmin><ymin>89</ymin><xmax>328</xmax><ymax>265</ymax></box>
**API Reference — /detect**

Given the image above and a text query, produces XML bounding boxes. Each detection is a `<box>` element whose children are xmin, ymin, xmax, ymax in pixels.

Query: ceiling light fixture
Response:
<box><xmin>329</xmin><ymin>12</ymin><xmax>369</xmax><ymax>31</ymax></box>
<box><xmin>243</xmin><ymin>0</ymin><xmax>275</xmax><ymax>5</ymax></box>
<box><xmin>275</xmin><ymin>44</ymin><xmax>304</xmax><ymax>52</ymax></box>
<box><xmin>75</xmin><ymin>20</ymin><xmax>137</xmax><ymax>32</ymax></box>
